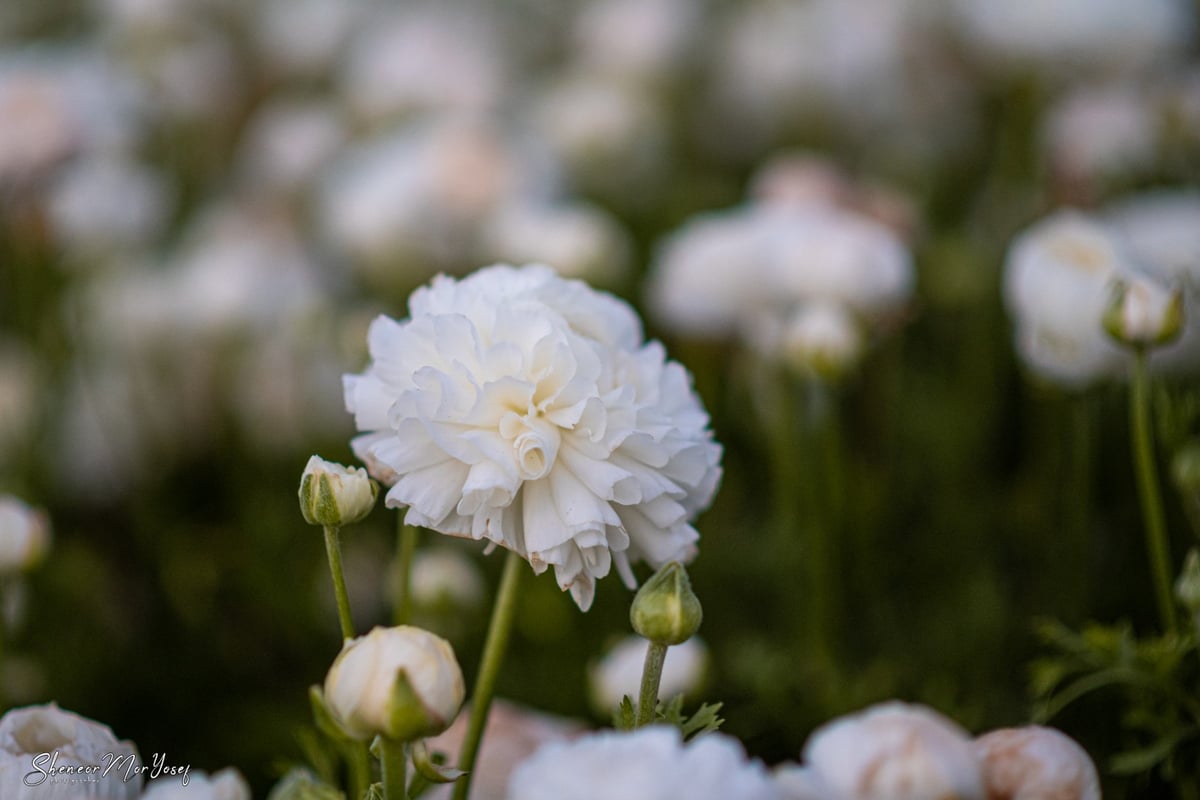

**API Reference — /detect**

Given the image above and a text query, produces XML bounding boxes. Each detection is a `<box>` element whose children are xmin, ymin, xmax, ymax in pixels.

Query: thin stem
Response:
<box><xmin>323</xmin><ymin>526</ymin><xmax>355</xmax><ymax>641</ymax></box>
<box><xmin>1130</xmin><ymin>349</ymin><xmax>1177</xmax><ymax>636</ymax></box>
<box><xmin>635</xmin><ymin>641</ymin><xmax>669</xmax><ymax>727</ymax></box>
<box><xmin>394</xmin><ymin>523</ymin><xmax>419</xmax><ymax>625</ymax></box>
<box><xmin>1064</xmin><ymin>393</ymin><xmax>1094</xmax><ymax>619</ymax></box>
<box><xmin>451</xmin><ymin>550</ymin><xmax>524</xmax><ymax>800</ymax></box>
<box><xmin>380</xmin><ymin>738</ymin><xmax>408</xmax><ymax>800</ymax></box>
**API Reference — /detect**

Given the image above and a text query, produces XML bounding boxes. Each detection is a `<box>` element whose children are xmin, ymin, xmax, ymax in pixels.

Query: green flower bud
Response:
<box><xmin>299</xmin><ymin>455</ymin><xmax>378</xmax><ymax>527</ymax></box>
<box><xmin>630</xmin><ymin>561</ymin><xmax>702</xmax><ymax>645</ymax></box>
<box><xmin>1103</xmin><ymin>278</ymin><xmax>1184</xmax><ymax>349</ymax></box>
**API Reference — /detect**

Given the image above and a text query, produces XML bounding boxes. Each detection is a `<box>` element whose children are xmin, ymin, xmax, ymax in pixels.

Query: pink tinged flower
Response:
<box><xmin>801</xmin><ymin>701</ymin><xmax>986</xmax><ymax>800</ymax></box>
<box><xmin>344</xmin><ymin>264</ymin><xmax>722</xmax><ymax>610</ymax></box>
<box><xmin>972</xmin><ymin>726</ymin><xmax>1100</xmax><ymax>800</ymax></box>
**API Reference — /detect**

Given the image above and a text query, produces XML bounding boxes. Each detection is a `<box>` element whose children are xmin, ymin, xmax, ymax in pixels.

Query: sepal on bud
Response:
<box><xmin>299</xmin><ymin>455</ymin><xmax>378</xmax><ymax>527</ymax></box>
<box><xmin>630</xmin><ymin>561</ymin><xmax>702</xmax><ymax>645</ymax></box>
<box><xmin>411</xmin><ymin>740</ymin><xmax>467</xmax><ymax>784</ymax></box>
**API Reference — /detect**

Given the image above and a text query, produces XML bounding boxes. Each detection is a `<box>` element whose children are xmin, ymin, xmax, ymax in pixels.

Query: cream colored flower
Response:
<box><xmin>973</xmin><ymin>726</ymin><xmax>1100</xmax><ymax>800</ymax></box>
<box><xmin>801</xmin><ymin>701</ymin><xmax>985</xmax><ymax>800</ymax></box>
<box><xmin>0</xmin><ymin>497</ymin><xmax>50</xmax><ymax>574</ymax></box>
<box><xmin>0</xmin><ymin>703</ymin><xmax>142</xmax><ymax>800</ymax></box>
<box><xmin>344</xmin><ymin>264</ymin><xmax>722</xmax><ymax>610</ymax></box>
<box><xmin>324</xmin><ymin>625</ymin><xmax>464</xmax><ymax>742</ymax></box>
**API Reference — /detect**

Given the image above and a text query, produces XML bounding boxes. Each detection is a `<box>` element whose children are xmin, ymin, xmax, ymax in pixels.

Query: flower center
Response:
<box><xmin>501</xmin><ymin>412</ymin><xmax>561</xmax><ymax>481</ymax></box>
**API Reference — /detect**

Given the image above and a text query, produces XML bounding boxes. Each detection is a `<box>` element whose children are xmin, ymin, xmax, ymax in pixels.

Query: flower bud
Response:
<box><xmin>323</xmin><ymin>625</ymin><xmax>465</xmax><ymax>742</ymax></box>
<box><xmin>630</xmin><ymin>561</ymin><xmax>702</xmax><ymax>645</ymax></box>
<box><xmin>0</xmin><ymin>496</ymin><xmax>50</xmax><ymax>574</ymax></box>
<box><xmin>1175</xmin><ymin>549</ymin><xmax>1200</xmax><ymax>617</ymax></box>
<box><xmin>1103</xmin><ymin>277</ymin><xmax>1184</xmax><ymax>348</ymax></box>
<box><xmin>299</xmin><ymin>455</ymin><xmax>378</xmax><ymax>527</ymax></box>
<box><xmin>780</xmin><ymin>303</ymin><xmax>864</xmax><ymax>382</ymax></box>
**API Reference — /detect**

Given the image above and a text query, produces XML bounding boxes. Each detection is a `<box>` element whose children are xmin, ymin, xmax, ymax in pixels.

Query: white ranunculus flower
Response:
<box><xmin>973</xmin><ymin>726</ymin><xmax>1100</xmax><ymax>800</ymax></box>
<box><xmin>0</xmin><ymin>703</ymin><xmax>142</xmax><ymax>800</ymax></box>
<box><xmin>588</xmin><ymin>635</ymin><xmax>708</xmax><ymax>714</ymax></box>
<box><xmin>324</xmin><ymin>625</ymin><xmax>465</xmax><ymax>742</ymax></box>
<box><xmin>0</xmin><ymin>497</ymin><xmax>50</xmax><ymax>574</ymax></box>
<box><xmin>1003</xmin><ymin>211</ymin><xmax>1132</xmax><ymax>387</ymax></box>
<box><xmin>344</xmin><ymin>264</ymin><xmax>722</xmax><ymax>610</ymax></box>
<box><xmin>802</xmin><ymin>701</ymin><xmax>985</xmax><ymax>800</ymax></box>
<box><xmin>506</xmin><ymin>726</ymin><xmax>783</xmax><ymax>800</ymax></box>
<box><xmin>141</xmin><ymin>768</ymin><xmax>250</xmax><ymax>800</ymax></box>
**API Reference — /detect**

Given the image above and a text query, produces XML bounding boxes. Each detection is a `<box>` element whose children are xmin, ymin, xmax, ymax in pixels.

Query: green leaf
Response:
<box><xmin>613</xmin><ymin>695</ymin><xmax>637</xmax><ymax>731</ymax></box>
<box><xmin>680</xmin><ymin>702</ymin><xmax>725</xmax><ymax>739</ymax></box>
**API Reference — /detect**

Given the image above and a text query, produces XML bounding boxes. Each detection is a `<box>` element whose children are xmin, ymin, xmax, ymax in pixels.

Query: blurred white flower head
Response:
<box><xmin>0</xmin><ymin>59</ymin><xmax>78</xmax><ymax>185</ymax></box>
<box><xmin>801</xmin><ymin>701</ymin><xmax>985</xmax><ymax>800</ymax></box>
<box><xmin>0</xmin><ymin>497</ymin><xmax>50</xmax><ymax>574</ymax></box>
<box><xmin>950</xmin><ymin>0</ymin><xmax>1194</xmax><ymax>74</ymax></box>
<box><xmin>588</xmin><ymin>635</ymin><xmax>708</xmax><ymax>714</ymax></box>
<box><xmin>339</xmin><ymin>6</ymin><xmax>509</xmax><ymax>124</ymax></box>
<box><xmin>1043</xmin><ymin>83</ymin><xmax>1161</xmax><ymax>196</ymax></box>
<box><xmin>233</xmin><ymin>99</ymin><xmax>347</xmax><ymax>198</ymax></box>
<box><xmin>482</xmin><ymin>202</ymin><xmax>631</xmax><ymax>287</ymax></box>
<box><xmin>254</xmin><ymin>0</ymin><xmax>361</xmax><ymax>80</ymax></box>
<box><xmin>649</xmin><ymin>203</ymin><xmax>912</xmax><ymax>357</ymax></box>
<box><xmin>0</xmin><ymin>342</ymin><xmax>41</xmax><ymax>469</ymax></box>
<box><xmin>409</xmin><ymin>547</ymin><xmax>486</xmax><ymax>610</ymax></box>
<box><xmin>531</xmin><ymin>74</ymin><xmax>668</xmax><ymax>197</ymax></box>
<box><xmin>46</xmin><ymin>153</ymin><xmax>171</xmax><ymax>260</ymax></box>
<box><xmin>570</xmin><ymin>0</ymin><xmax>700</xmax><ymax>87</ymax></box>
<box><xmin>324</xmin><ymin>625</ymin><xmax>465</xmax><ymax>742</ymax></box>
<box><xmin>506</xmin><ymin>726</ymin><xmax>783</xmax><ymax>800</ymax></box>
<box><xmin>777</xmin><ymin>303</ymin><xmax>865</xmax><ymax>381</ymax></box>
<box><xmin>972</xmin><ymin>726</ymin><xmax>1100</xmax><ymax>800</ymax></box>
<box><xmin>343</xmin><ymin>264</ymin><xmax>722</xmax><ymax>610</ymax></box>
<box><xmin>319</xmin><ymin>118</ymin><xmax>558</xmax><ymax>288</ymax></box>
<box><xmin>0</xmin><ymin>703</ymin><xmax>142</xmax><ymax>800</ymax></box>
<box><xmin>141</xmin><ymin>768</ymin><xmax>250</xmax><ymax>800</ymax></box>
<box><xmin>1004</xmin><ymin>210</ymin><xmax>1132</xmax><ymax>386</ymax></box>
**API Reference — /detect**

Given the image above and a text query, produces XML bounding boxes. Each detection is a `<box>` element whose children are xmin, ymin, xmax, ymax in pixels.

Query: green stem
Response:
<box><xmin>348</xmin><ymin>742</ymin><xmax>371</xmax><ymax>800</ymax></box>
<box><xmin>1064</xmin><ymin>393</ymin><xmax>1094</xmax><ymax>619</ymax></box>
<box><xmin>380</xmin><ymin>738</ymin><xmax>408</xmax><ymax>800</ymax></box>
<box><xmin>1130</xmin><ymin>350</ymin><xmax>1177</xmax><ymax>636</ymax></box>
<box><xmin>635</xmin><ymin>641</ymin><xmax>669</xmax><ymax>727</ymax></box>
<box><xmin>451</xmin><ymin>550</ymin><xmax>524</xmax><ymax>800</ymax></box>
<box><xmin>323</xmin><ymin>526</ymin><xmax>355</xmax><ymax>641</ymax></box>
<box><xmin>394</xmin><ymin>523</ymin><xmax>419</xmax><ymax>625</ymax></box>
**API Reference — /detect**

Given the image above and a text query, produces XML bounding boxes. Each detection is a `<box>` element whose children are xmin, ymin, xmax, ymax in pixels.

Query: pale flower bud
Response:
<box><xmin>972</xmin><ymin>726</ymin><xmax>1100</xmax><ymax>800</ymax></box>
<box><xmin>802</xmin><ymin>701</ymin><xmax>985</xmax><ymax>800</ymax></box>
<box><xmin>299</xmin><ymin>455</ymin><xmax>378</xmax><ymax>527</ymax></box>
<box><xmin>630</xmin><ymin>561</ymin><xmax>702</xmax><ymax>645</ymax></box>
<box><xmin>1103</xmin><ymin>277</ymin><xmax>1184</xmax><ymax>348</ymax></box>
<box><xmin>0</xmin><ymin>496</ymin><xmax>50</xmax><ymax>574</ymax></box>
<box><xmin>324</xmin><ymin>625</ymin><xmax>465</xmax><ymax>742</ymax></box>
<box><xmin>1175</xmin><ymin>549</ymin><xmax>1200</xmax><ymax>617</ymax></box>
<box><xmin>781</xmin><ymin>303</ymin><xmax>864</xmax><ymax>381</ymax></box>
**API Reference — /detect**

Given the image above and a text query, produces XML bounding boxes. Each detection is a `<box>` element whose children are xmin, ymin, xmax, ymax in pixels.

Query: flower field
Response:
<box><xmin>1</xmin><ymin>0</ymin><xmax>1199</xmax><ymax>797</ymax></box>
